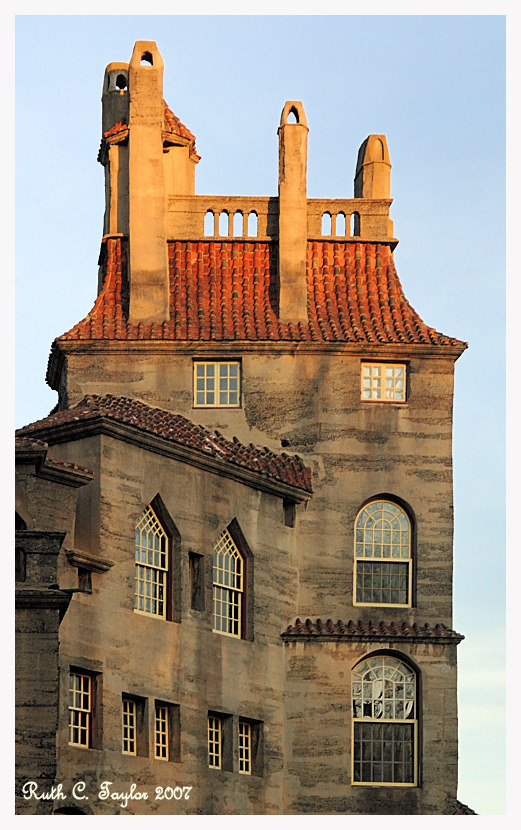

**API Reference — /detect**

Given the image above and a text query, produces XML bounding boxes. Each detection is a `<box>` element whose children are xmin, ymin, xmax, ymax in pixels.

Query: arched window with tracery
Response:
<box><xmin>352</xmin><ymin>654</ymin><xmax>417</xmax><ymax>786</ymax></box>
<box><xmin>354</xmin><ymin>499</ymin><xmax>412</xmax><ymax>606</ymax></box>
<box><xmin>212</xmin><ymin>527</ymin><xmax>244</xmax><ymax>638</ymax></box>
<box><xmin>134</xmin><ymin>504</ymin><xmax>169</xmax><ymax>619</ymax></box>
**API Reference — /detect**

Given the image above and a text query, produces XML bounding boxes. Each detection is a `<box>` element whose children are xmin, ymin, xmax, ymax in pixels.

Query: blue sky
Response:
<box><xmin>15</xmin><ymin>13</ymin><xmax>506</xmax><ymax>815</ymax></box>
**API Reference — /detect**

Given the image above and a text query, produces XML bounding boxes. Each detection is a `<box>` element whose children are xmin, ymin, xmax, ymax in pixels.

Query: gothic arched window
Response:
<box><xmin>352</xmin><ymin>654</ymin><xmax>417</xmax><ymax>786</ymax></box>
<box><xmin>354</xmin><ymin>499</ymin><xmax>412</xmax><ymax>606</ymax></box>
<box><xmin>134</xmin><ymin>505</ymin><xmax>169</xmax><ymax>619</ymax></box>
<box><xmin>212</xmin><ymin>528</ymin><xmax>244</xmax><ymax>638</ymax></box>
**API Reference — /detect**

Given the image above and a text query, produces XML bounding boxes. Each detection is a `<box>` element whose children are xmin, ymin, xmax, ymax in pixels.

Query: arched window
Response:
<box><xmin>352</xmin><ymin>654</ymin><xmax>417</xmax><ymax>786</ymax></box>
<box><xmin>134</xmin><ymin>504</ymin><xmax>169</xmax><ymax>619</ymax></box>
<box><xmin>212</xmin><ymin>527</ymin><xmax>244</xmax><ymax>638</ymax></box>
<box><xmin>219</xmin><ymin>211</ymin><xmax>229</xmax><ymax>237</ymax></box>
<box><xmin>247</xmin><ymin>211</ymin><xmax>258</xmax><ymax>237</ymax></box>
<box><xmin>233</xmin><ymin>211</ymin><xmax>244</xmax><ymax>236</ymax></box>
<box><xmin>204</xmin><ymin>210</ymin><xmax>215</xmax><ymax>236</ymax></box>
<box><xmin>351</xmin><ymin>211</ymin><xmax>360</xmax><ymax>236</ymax></box>
<box><xmin>354</xmin><ymin>499</ymin><xmax>412</xmax><ymax>606</ymax></box>
<box><xmin>321</xmin><ymin>212</ymin><xmax>332</xmax><ymax>235</ymax></box>
<box><xmin>335</xmin><ymin>212</ymin><xmax>346</xmax><ymax>236</ymax></box>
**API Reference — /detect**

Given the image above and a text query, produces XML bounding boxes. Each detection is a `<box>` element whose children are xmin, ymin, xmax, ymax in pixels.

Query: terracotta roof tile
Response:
<box><xmin>16</xmin><ymin>395</ymin><xmax>313</xmax><ymax>495</ymax></box>
<box><xmin>50</xmin><ymin>237</ymin><xmax>466</xmax><ymax>352</ymax></box>
<box><xmin>282</xmin><ymin>618</ymin><xmax>464</xmax><ymax>642</ymax></box>
<box><xmin>163</xmin><ymin>103</ymin><xmax>195</xmax><ymax>142</ymax></box>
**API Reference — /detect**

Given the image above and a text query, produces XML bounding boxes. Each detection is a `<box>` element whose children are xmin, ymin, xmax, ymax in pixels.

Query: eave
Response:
<box><xmin>21</xmin><ymin>416</ymin><xmax>312</xmax><ymax>504</ymax></box>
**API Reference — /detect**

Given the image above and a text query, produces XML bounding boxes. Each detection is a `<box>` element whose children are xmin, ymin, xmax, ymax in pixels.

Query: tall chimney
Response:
<box><xmin>354</xmin><ymin>135</ymin><xmax>391</xmax><ymax>200</ymax></box>
<box><xmin>127</xmin><ymin>41</ymin><xmax>169</xmax><ymax>323</ymax></box>
<box><xmin>101</xmin><ymin>63</ymin><xmax>129</xmax><ymax>240</ymax></box>
<box><xmin>277</xmin><ymin>102</ymin><xmax>308</xmax><ymax>322</ymax></box>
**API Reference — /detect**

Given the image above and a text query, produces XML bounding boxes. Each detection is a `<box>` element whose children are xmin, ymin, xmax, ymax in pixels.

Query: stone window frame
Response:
<box><xmin>193</xmin><ymin>360</ymin><xmax>241</xmax><ymax>408</ymax></box>
<box><xmin>361</xmin><ymin>361</ymin><xmax>407</xmax><ymax>403</ymax></box>
<box><xmin>353</xmin><ymin>498</ymin><xmax>413</xmax><ymax>609</ymax></box>
<box><xmin>351</xmin><ymin>653</ymin><xmax>418</xmax><ymax>787</ymax></box>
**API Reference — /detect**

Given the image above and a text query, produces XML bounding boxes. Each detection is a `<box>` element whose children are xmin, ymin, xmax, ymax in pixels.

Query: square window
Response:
<box><xmin>361</xmin><ymin>363</ymin><xmax>407</xmax><ymax>402</ymax></box>
<box><xmin>194</xmin><ymin>362</ymin><xmax>241</xmax><ymax>408</ymax></box>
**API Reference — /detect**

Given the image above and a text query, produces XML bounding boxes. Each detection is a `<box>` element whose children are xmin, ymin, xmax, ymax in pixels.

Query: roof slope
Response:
<box><xmin>51</xmin><ymin>236</ymin><xmax>466</xmax><ymax>348</ymax></box>
<box><xmin>16</xmin><ymin>394</ymin><xmax>313</xmax><ymax>495</ymax></box>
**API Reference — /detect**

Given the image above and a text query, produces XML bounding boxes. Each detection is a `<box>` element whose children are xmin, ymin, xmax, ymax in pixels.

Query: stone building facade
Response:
<box><xmin>15</xmin><ymin>41</ymin><xmax>472</xmax><ymax>815</ymax></box>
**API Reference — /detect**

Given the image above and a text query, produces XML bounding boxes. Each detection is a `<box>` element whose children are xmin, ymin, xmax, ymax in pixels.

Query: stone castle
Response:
<box><xmin>15</xmin><ymin>41</ymin><xmax>474</xmax><ymax>815</ymax></box>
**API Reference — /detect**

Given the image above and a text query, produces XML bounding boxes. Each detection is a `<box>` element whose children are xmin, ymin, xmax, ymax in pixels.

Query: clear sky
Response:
<box><xmin>15</xmin><ymin>13</ymin><xmax>506</xmax><ymax>815</ymax></box>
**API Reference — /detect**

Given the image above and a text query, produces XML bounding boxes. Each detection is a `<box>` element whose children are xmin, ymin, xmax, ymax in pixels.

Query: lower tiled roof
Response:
<box><xmin>50</xmin><ymin>237</ymin><xmax>466</xmax><ymax>348</ymax></box>
<box><xmin>16</xmin><ymin>394</ymin><xmax>313</xmax><ymax>495</ymax></box>
<box><xmin>282</xmin><ymin>618</ymin><xmax>464</xmax><ymax>642</ymax></box>
<box><xmin>15</xmin><ymin>435</ymin><xmax>93</xmax><ymax>477</ymax></box>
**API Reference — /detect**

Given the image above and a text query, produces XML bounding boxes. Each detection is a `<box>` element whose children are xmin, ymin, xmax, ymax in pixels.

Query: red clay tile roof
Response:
<box><xmin>454</xmin><ymin>800</ymin><xmax>477</xmax><ymax>815</ymax></box>
<box><xmin>163</xmin><ymin>103</ymin><xmax>195</xmax><ymax>142</ymax></box>
<box><xmin>16</xmin><ymin>394</ymin><xmax>313</xmax><ymax>495</ymax></box>
<box><xmin>103</xmin><ymin>120</ymin><xmax>127</xmax><ymax>140</ymax></box>
<box><xmin>50</xmin><ymin>236</ymin><xmax>466</xmax><ymax>352</ymax></box>
<box><xmin>282</xmin><ymin>618</ymin><xmax>464</xmax><ymax>642</ymax></box>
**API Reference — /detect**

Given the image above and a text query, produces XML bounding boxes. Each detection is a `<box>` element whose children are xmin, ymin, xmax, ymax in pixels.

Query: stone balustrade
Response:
<box><xmin>166</xmin><ymin>195</ymin><xmax>396</xmax><ymax>245</ymax></box>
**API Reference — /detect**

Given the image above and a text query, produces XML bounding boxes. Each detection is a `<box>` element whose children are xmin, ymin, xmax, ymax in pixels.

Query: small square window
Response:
<box><xmin>361</xmin><ymin>363</ymin><xmax>406</xmax><ymax>402</ymax></box>
<box><xmin>194</xmin><ymin>362</ymin><xmax>241</xmax><ymax>408</ymax></box>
